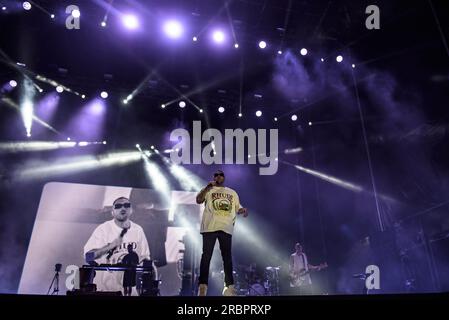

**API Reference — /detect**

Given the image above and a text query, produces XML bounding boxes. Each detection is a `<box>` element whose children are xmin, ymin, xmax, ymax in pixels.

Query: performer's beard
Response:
<box><xmin>115</xmin><ymin>212</ymin><xmax>129</xmax><ymax>222</ymax></box>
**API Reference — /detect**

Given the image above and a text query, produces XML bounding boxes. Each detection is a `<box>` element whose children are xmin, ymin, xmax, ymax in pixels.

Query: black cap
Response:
<box><xmin>214</xmin><ymin>170</ymin><xmax>225</xmax><ymax>176</ymax></box>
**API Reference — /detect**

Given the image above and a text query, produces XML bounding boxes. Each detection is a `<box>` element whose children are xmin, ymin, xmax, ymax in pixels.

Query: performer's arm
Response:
<box><xmin>85</xmin><ymin>237</ymin><xmax>122</xmax><ymax>262</ymax></box>
<box><xmin>235</xmin><ymin>193</ymin><xmax>248</xmax><ymax>217</ymax></box>
<box><xmin>289</xmin><ymin>255</ymin><xmax>295</xmax><ymax>273</ymax></box>
<box><xmin>308</xmin><ymin>263</ymin><xmax>322</xmax><ymax>271</ymax></box>
<box><xmin>196</xmin><ymin>182</ymin><xmax>215</xmax><ymax>204</ymax></box>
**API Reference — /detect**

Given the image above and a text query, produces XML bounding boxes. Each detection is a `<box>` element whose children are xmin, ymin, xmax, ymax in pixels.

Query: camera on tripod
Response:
<box><xmin>47</xmin><ymin>263</ymin><xmax>62</xmax><ymax>295</ymax></box>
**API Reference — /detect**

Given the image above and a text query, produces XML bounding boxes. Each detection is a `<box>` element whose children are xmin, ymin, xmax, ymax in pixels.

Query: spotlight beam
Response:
<box><xmin>0</xmin><ymin>51</ymin><xmax>83</xmax><ymax>98</ymax></box>
<box><xmin>239</xmin><ymin>59</ymin><xmax>244</xmax><ymax>116</ymax></box>
<box><xmin>234</xmin><ymin>219</ymin><xmax>284</xmax><ymax>263</ymax></box>
<box><xmin>157</xmin><ymin>152</ymin><xmax>206</xmax><ymax>192</ymax></box>
<box><xmin>123</xmin><ymin>69</ymin><xmax>161</xmax><ymax>104</ymax></box>
<box><xmin>163</xmin><ymin>68</ymin><xmax>241</xmax><ymax>108</ymax></box>
<box><xmin>0</xmin><ymin>49</ymin><xmax>45</xmax><ymax>94</ymax></box>
<box><xmin>98</xmin><ymin>0</ymin><xmax>115</xmax><ymax>26</ymax></box>
<box><xmin>0</xmin><ymin>141</ymin><xmax>77</xmax><ymax>153</ymax></box>
<box><xmin>195</xmin><ymin>2</ymin><xmax>229</xmax><ymax>38</ymax></box>
<box><xmin>159</xmin><ymin>76</ymin><xmax>202</xmax><ymax>112</ymax></box>
<box><xmin>224</xmin><ymin>1</ymin><xmax>237</xmax><ymax>44</ymax></box>
<box><xmin>176</xmin><ymin>216</ymin><xmax>201</xmax><ymax>247</ymax></box>
<box><xmin>284</xmin><ymin>147</ymin><xmax>303</xmax><ymax>154</ymax></box>
<box><xmin>280</xmin><ymin>160</ymin><xmax>396</xmax><ymax>203</ymax></box>
<box><xmin>1</xmin><ymin>97</ymin><xmax>60</xmax><ymax>135</ymax></box>
<box><xmin>279</xmin><ymin>0</ymin><xmax>293</xmax><ymax>49</ymax></box>
<box><xmin>15</xmin><ymin>151</ymin><xmax>142</xmax><ymax>180</ymax></box>
<box><xmin>142</xmin><ymin>155</ymin><xmax>171</xmax><ymax>207</ymax></box>
<box><xmin>35</xmin><ymin>75</ymin><xmax>82</xmax><ymax>97</ymax></box>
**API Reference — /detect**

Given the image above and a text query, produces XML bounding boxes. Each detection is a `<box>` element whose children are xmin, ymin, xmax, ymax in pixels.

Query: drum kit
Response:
<box><xmin>232</xmin><ymin>264</ymin><xmax>281</xmax><ymax>296</ymax></box>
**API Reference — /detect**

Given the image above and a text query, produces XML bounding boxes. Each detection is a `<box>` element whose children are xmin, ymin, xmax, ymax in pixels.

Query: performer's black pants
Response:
<box><xmin>199</xmin><ymin>231</ymin><xmax>234</xmax><ymax>287</ymax></box>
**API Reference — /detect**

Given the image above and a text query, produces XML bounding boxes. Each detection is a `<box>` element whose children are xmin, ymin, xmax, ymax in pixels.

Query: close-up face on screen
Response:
<box><xmin>0</xmin><ymin>0</ymin><xmax>448</xmax><ymax>316</ymax></box>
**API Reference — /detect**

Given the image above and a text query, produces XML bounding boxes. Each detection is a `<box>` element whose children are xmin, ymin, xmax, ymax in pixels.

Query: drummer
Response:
<box><xmin>246</xmin><ymin>262</ymin><xmax>263</xmax><ymax>284</ymax></box>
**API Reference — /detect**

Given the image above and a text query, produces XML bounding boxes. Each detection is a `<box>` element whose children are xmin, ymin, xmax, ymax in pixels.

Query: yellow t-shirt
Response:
<box><xmin>200</xmin><ymin>186</ymin><xmax>241</xmax><ymax>235</ymax></box>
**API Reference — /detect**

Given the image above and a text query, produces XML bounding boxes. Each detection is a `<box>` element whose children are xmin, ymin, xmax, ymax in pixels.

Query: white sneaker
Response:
<box><xmin>222</xmin><ymin>284</ymin><xmax>237</xmax><ymax>296</ymax></box>
<box><xmin>198</xmin><ymin>284</ymin><xmax>208</xmax><ymax>296</ymax></box>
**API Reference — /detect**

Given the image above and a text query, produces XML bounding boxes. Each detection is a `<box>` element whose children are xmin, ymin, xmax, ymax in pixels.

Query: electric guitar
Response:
<box><xmin>289</xmin><ymin>262</ymin><xmax>328</xmax><ymax>287</ymax></box>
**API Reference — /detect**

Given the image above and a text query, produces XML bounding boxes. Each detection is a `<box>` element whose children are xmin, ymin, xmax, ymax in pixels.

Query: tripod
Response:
<box><xmin>47</xmin><ymin>263</ymin><xmax>62</xmax><ymax>295</ymax></box>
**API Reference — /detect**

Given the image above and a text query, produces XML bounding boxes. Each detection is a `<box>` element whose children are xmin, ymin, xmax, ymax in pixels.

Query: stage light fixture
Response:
<box><xmin>71</xmin><ymin>9</ymin><xmax>80</xmax><ymax>18</ymax></box>
<box><xmin>23</xmin><ymin>2</ymin><xmax>31</xmax><ymax>10</ymax></box>
<box><xmin>163</xmin><ymin>20</ymin><xmax>183</xmax><ymax>39</ymax></box>
<box><xmin>212</xmin><ymin>30</ymin><xmax>225</xmax><ymax>44</ymax></box>
<box><xmin>122</xmin><ymin>14</ymin><xmax>139</xmax><ymax>30</ymax></box>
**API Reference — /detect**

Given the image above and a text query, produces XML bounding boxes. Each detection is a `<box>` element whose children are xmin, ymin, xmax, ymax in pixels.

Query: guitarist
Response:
<box><xmin>289</xmin><ymin>243</ymin><xmax>325</xmax><ymax>295</ymax></box>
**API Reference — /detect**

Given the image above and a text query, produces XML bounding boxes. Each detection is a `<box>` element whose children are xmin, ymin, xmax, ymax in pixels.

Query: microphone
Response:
<box><xmin>106</xmin><ymin>227</ymin><xmax>129</xmax><ymax>260</ymax></box>
<box><xmin>353</xmin><ymin>273</ymin><xmax>370</xmax><ymax>279</ymax></box>
<box><xmin>119</xmin><ymin>227</ymin><xmax>129</xmax><ymax>238</ymax></box>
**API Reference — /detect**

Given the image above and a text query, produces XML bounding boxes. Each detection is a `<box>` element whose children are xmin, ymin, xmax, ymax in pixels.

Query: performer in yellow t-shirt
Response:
<box><xmin>195</xmin><ymin>170</ymin><xmax>248</xmax><ymax>296</ymax></box>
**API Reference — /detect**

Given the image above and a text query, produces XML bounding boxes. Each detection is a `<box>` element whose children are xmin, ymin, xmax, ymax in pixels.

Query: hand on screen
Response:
<box><xmin>111</xmin><ymin>237</ymin><xmax>123</xmax><ymax>248</ymax></box>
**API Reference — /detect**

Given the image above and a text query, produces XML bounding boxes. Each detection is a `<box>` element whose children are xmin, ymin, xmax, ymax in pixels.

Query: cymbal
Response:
<box><xmin>219</xmin><ymin>270</ymin><xmax>237</xmax><ymax>274</ymax></box>
<box><xmin>265</xmin><ymin>266</ymin><xmax>281</xmax><ymax>270</ymax></box>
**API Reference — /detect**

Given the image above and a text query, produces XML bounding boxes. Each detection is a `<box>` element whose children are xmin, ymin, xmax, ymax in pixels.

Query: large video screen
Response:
<box><xmin>19</xmin><ymin>182</ymin><xmax>201</xmax><ymax>296</ymax></box>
